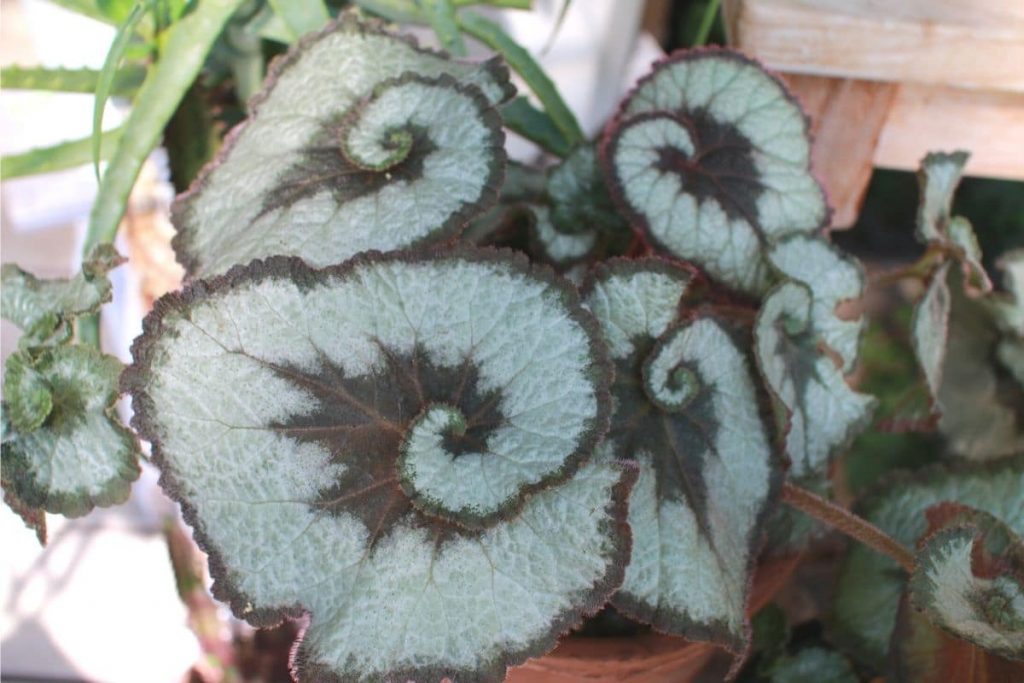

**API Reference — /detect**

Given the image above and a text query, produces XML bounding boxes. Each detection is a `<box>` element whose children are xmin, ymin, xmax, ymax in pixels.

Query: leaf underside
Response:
<box><xmin>583</xmin><ymin>259</ymin><xmax>780</xmax><ymax>654</ymax></box>
<box><xmin>833</xmin><ymin>456</ymin><xmax>1024</xmax><ymax>668</ymax></box>
<box><xmin>172</xmin><ymin>13</ymin><xmax>515</xmax><ymax>280</ymax></box>
<box><xmin>124</xmin><ymin>249</ymin><xmax>637</xmax><ymax>683</ymax></box>
<box><xmin>602</xmin><ymin>49</ymin><xmax>828</xmax><ymax>294</ymax></box>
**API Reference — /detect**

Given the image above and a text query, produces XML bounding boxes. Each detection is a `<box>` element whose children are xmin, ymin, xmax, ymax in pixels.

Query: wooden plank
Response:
<box><xmin>784</xmin><ymin>74</ymin><xmax>897</xmax><ymax>228</ymax></box>
<box><xmin>874</xmin><ymin>84</ymin><xmax>1024</xmax><ymax>180</ymax></box>
<box><xmin>724</xmin><ymin>0</ymin><xmax>1024</xmax><ymax>93</ymax></box>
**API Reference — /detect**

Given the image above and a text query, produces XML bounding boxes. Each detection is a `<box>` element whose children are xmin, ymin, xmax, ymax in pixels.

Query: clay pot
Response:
<box><xmin>506</xmin><ymin>554</ymin><xmax>801</xmax><ymax>683</ymax></box>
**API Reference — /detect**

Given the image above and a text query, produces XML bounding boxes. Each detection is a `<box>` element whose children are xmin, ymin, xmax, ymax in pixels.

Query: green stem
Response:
<box><xmin>692</xmin><ymin>0</ymin><xmax>721</xmax><ymax>47</ymax></box>
<box><xmin>782</xmin><ymin>481</ymin><xmax>916</xmax><ymax>573</ymax></box>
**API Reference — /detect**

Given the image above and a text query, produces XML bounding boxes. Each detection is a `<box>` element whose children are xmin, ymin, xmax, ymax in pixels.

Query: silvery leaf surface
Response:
<box><xmin>123</xmin><ymin>249</ymin><xmax>636</xmax><ymax>683</ymax></box>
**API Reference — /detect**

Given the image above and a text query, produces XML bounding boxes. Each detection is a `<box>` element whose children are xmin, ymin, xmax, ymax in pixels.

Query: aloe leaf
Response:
<box><xmin>123</xmin><ymin>249</ymin><xmax>633</xmax><ymax>682</ymax></box>
<box><xmin>909</xmin><ymin>505</ymin><xmax>1024</xmax><ymax>660</ymax></box>
<box><xmin>92</xmin><ymin>1</ymin><xmax>147</xmax><ymax>178</ymax></box>
<box><xmin>45</xmin><ymin>0</ymin><xmax>116</xmax><ymax>24</ymax></box>
<box><xmin>1</xmin><ymin>127</ymin><xmax>124</xmax><ymax>180</ymax></box>
<box><xmin>427</xmin><ymin>0</ymin><xmax>467</xmax><ymax>56</ymax></box>
<box><xmin>755</xmin><ymin>282</ymin><xmax>875</xmax><ymax>480</ymax></box>
<box><xmin>1</xmin><ymin>65</ymin><xmax>146</xmax><ymax>95</ymax></box>
<box><xmin>501</xmin><ymin>96</ymin><xmax>571</xmax><ymax>157</ymax></box>
<box><xmin>603</xmin><ymin>49</ymin><xmax>828</xmax><ymax>294</ymax></box>
<box><xmin>833</xmin><ymin>456</ymin><xmax>1024</xmax><ymax>668</ymax></box>
<box><xmin>1</xmin><ymin>345</ymin><xmax>140</xmax><ymax>518</ymax></box>
<box><xmin>583</xmin><ymin>260</ymin><xmax>781</xmax><ymax>655</ymax></box>
<box><xmin>83</xmin><ymin>0</ymin><xmax>247</xmax><ymax>256</ymax></box>
<box><xmin>172</xmin><ymin>14</ymin><xmax>514</xmax><ymax>279</ymax></box>
<box><xmin>458</xmin><ymin>10</ymin><xmax>584</xmax><ymax>146</ymax></box>
<box><xmin>267</xmin><ymin>0</ymin><xmax>328</xmax><ymax>39</ymax></box>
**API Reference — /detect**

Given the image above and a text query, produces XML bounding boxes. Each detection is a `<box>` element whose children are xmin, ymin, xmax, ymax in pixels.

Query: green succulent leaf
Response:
<box><xmin>755</xmin><ymin>282</ymin><xmax>876</xmax><ymax>480</ymax></box>
<box><xmin>833</xmin><ymin>456</ymin><xmax>1024</xmax><ymax>668</ymax></box>
<box><xmin>767</xmin><ymin>235</ymin><xmax>865</xmax><ymax>373</ymax></box>
<box><xmin>501</xmin><ymin>96</ymin><xmax>572</xmax><ymax>158</ymax></box>
<box><xmin>1</xmin><ymin>345</ymin><xmax>140</xmax><ymax>518</ymax></box>
<box><xmin>912</xmin><ymin>263</ymin><xmax>952</xmax><ymax>404</ymax></box>
<box><xmin>0</xmin><ymin>65</ymin><xmax>146</xmax><ymax>95</ymax></box>
<box><xmin>123</xmin><ymin>249</ymin><xmax>636</xmax><ymax>682</ymax></box>
<box><xmin>1</xmin><ymin>127</ymin><xmax>125</xmax><ymax>181</ymax></box>
<box><xmin>546</xmin><ymin>144</ymin><xmax>628</xmax><ymax>237</ymax></box>
<box><xmin>603</xmin><ymin>49</ymin><xmax>828</xmax><ymax>294</ymax></box>
<box><xmin>1</xmin><ymin>245</ymin><xmax>123</xmax><ymax>345</ymax></box>
<box><xmin>909</xmin><ymin>505</ymin><xmax>1024</xmax><ymax>660</ymax></box>
<box><xmin>583</xmin><ymin>259</ymin><xmax>780</xmax><ymax>654</ymax></box>
<box><xmin>173</xmin><ymin>14</ymin><xmax>514</xmax><ymax>279</ymax></box>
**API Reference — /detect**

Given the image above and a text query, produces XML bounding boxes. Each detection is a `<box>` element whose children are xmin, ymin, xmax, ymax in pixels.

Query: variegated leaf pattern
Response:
<box><xmin>755</xmin><ymin>282</ymin><xmax>875</xmax><ymax>480</ymax></box>
<box><xmin>583</xmin><ymin>259</ymin><xmax>779</xmax><ymax>654</ymax></box>
<box><xmin>909</xmin><ymin>505</ymin><xmax>1024</xmax><ymax>661</ymax></box>
<box><xmin>124</xmin><ymin>249</ymin><xmax>636</xmax><ymax>683</ymax></box>
<box><xmin>1</xmin><ymin>345</ymin><xmax>140</xmax><ymax>518</ymax></box>
<box><xmin>912</xmin><ymin>263</ymin><xmax>952</xmax><ymax>402</ymax></box>
<box><xmin>173</xmin><ymin>14</ymin><xmax>514</xmax><ymax>279</ymax></box>
<box><xmin>602</xmin><ymin>49</ymin><xmax>828</xmax><ymax>294</ymax></box>
<box><xmin>834</xmin><ymin>456</ymin><xmax>1024</xmax><ymax>667</ymax></box>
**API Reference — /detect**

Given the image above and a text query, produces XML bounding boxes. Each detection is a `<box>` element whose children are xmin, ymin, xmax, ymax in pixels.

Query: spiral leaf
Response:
<box><xmin>755</xmin><ymin>282</ymin><xmax>875</xmax><ymax>480</ymax></box>
<box><xmin>583</xmin><ymin>259</ymin><xmax>780</xmax><ymax>654</ymax></box>
<box><xmin>173</xmin><ymin>14</ymin><xmax>514</xmax><ymax>279</ymax></box>
<box><xmin>603</xmin><ymin>49</ymin><xmax>828</xmax><ymax>294</ymax></box>
<box><xmin>123</xmin><ymin>249</ymin><xmax>635</xmax><ymax>683</ymax></box>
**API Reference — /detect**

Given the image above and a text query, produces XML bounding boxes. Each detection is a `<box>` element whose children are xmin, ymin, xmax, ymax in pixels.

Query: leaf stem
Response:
<box><xmin>692</xmin><ymin>0</ymin><xmax>721</xmax><ymax>47</ymax></box>
<box><xmin>781</xmin><ymin>480</ymin><xmax>916</xmax><ymax>573</ymax></box>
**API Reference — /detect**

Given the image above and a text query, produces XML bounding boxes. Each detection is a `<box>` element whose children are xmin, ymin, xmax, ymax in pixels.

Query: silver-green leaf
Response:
<box><xmin>603</xmin><ymin>49</ymin><xmax>828</xmax><ymax>294</ymax></box>
<box><xmin>583</xmin><ymin>259</ymin><xmax>780</xmax><ymax>654</ymax></box>
<box><xmin>173</xmin><ymin>14</ymin><xmax>515</xmax><ymax>279</ymax></box>
<box><xmin>124</xmin><ymin>249</ymin><xmax>635</xmax><ymax>683</ymax></box>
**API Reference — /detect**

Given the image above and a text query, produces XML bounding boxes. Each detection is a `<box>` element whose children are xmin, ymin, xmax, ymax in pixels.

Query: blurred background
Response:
<box><xmin>1</xmin><ymin>0</ymin><xmax>1022</xmax><ymax>681</ymax></box>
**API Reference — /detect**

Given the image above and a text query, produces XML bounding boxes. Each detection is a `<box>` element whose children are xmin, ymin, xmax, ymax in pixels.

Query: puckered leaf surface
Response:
<box><xmin>909</xmin><ymin>505</ymin><xmax>1024</xmax><ymax>660</ymax></box>
<box><xmin>912</xmin><ymin>263</ymin><xmax>952</xmax><ymax>403</ymax></box>
<box><xmin>583</xmin><ymin>259</ymin><xmax>779</xmax><ymax>653</ymax></box>
<box><xmin>767</xmin><ymin>235</ymin><xmax>865</xmax><ymax>373</ymax></box>
<box><xmin>172</xmin><ymin>14</ymin><xmax>514</xmax><ymax>279</ymax></box>
<box><xmin>833</xmin><ymin>456</ymin><xmax>1024</xmax><ymax>668</ymax></box>
<box><xmin>546</xmin><ymin>144</ymin><xmax>626</xmax><ymax>238</ymax></box>
<box><xmin>124</xmin><ymin>249</ymin><xmax>637</xmax><ymax>683</ymax></box>
<box><xmin>916</xmin><ymin>151</ymin><xmax>968</xmax><ymax>244</ymax></box>
<box><xmin>1</xmin><ymin>345</ymin><xmax>140</xmax><ymax>517</ymax></box>
<box><xmin>755</xmin><ymin>282</ymin><xmax>875</xmax><ymax>480</ymax></box>
<box><xmin>1</xmin><ymin>245</ymin><xmax>122</xmax><ymax>345</ymax></box>
<box><xmin>602</xmin><ymin>49</ymin><xmax>828</xmax><ymax>294</ymax></box>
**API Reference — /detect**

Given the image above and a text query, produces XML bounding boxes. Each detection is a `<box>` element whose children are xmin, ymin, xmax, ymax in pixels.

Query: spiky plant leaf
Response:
<box><xmin>123</xmin><ymin>249</ymin><xmax>637</xmax><ymax>683</ymax></box>
<box><xmin>833</xmin><ymin>456</ymin><xmax>1024</xmax><ymax>668</ymax></box>
<box><xmin>912</xmin><ymin>263</ymin><xmax>952</xmax><ymax>403</ymax></box>
<box><xmin>583</xmin><ymin>259</ymin><xmax>780</xmax><ymax>654</ymax></box>
<box><xmin>173</xmin><ymin>14</ymin><xmax>515</xmax><ymax>279</ymax></box>
<box><xmin>909</xmin><ymin>505</ymin><xmax>1024</xmax><ymax>660</ymax></box>
<box><xmin>602</xmin><ymin>49</ymin><xmax>828</xmax><ymax>294</ymax></box>
<box><xmin>755</xmin><ymin>282</ymin><xmax>875</xmax><ymax>480</ymax></box>
<box><xmin>1</xmin><ymin>345</ymin><xmax>140</xmax><ymax>518</ymax></box>
<box><xmin>767</xmin><ymin>235</ymin><xmax>865</xmax><ymax>373</ymax></box>
<box><xmin>1</xmin><ymin>245</ymin><xmax>123</xmax><ymax>346</ymax></box>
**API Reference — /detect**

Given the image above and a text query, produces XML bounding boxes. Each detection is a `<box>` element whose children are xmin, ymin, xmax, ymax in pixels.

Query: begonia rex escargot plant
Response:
<box><xmin>2</xmin><ymin>4</ymin><xmax>1022</xmax><ymax>683</ymax></box>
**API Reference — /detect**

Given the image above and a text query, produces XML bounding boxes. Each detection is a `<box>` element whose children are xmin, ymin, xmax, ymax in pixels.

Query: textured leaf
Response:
<box><xmin>893</xmin><ymin>591</ymin><xmax>1024</xmax><ymax>683</ymax></box>
<box><xmin>767</xmin><ymin>234</ymin><xmax>866</xmax><ymax>373</ymax></box>
<box><xmin>0</xmin><ymin>65</ymin><xmax>146</xmax><ymax>95</ymax></box>
<box><xmin>547</xmin><ymin>145</ymin><xmax>628</xmax><ymax>238</ymax></box>
<box><xmin>530</xmin><ymin>205</ymin><xmax>597</xmax><ymax>266</ymax></box>
<box><xmin>768</xmin><ymin>647</ymin><xmax>858</xmax><ymax>683</ymax></box>
<box><xmin>3</xmin><ymin>352</ymin><xmax>53</xmax><ymax>432</ymax></box>
<box><xmin>583</xmin><ymin>259</ymin><xmax>780</xmax><ymax>654</ymax></box>
<box><xmin>1</xmin><ymin>345</ymin><xmax>140</xmax><ymax>517</ymax></box>
<box><xmin>1</xmin><ymin>245</ymin><xmax>123</xmax><ymax>345</ymax></box>
<box><xmin>833</xmin><ymin>456</ymin><xmax>1024</xmax><ymax>668</ymax></box>
<box><xmin>938</xmin><ymin>269</ymin><xmax>1024</xmax><ymax>460</ymax></box>
<box><xmin>123</xmin><ymin>249</ymin><xmax>636</xmax><ymax>682</ymax></box>
<box><xmin>909</xmin><ymin>506</ymin><xmax>1024</xmax><ymax>660</ymax></box>
<box><xmin>172</xmin><ymin>14</ymin><xmax>514</xmax><ymax>279</ymax></box>
<box><xmin>912</xmin><ymin>263</ymin><xmax>952</xmax><ymax>402</ymax></box>
<box><xmin>603</xmin><ymin>49</ymin><xmax>828</xmax><ymax>294</ymax></box>
<box><xmin>947</xmin><ymin>216</ymin><xmax>992</xmax><ymax>294</ymax></box>
<box><xmin>755</xmin><ymin>282</ymin><xmax>875</xmax><ymax>480</ymax></box>
<box><xmin>916</xmin><ymin>151</ymin><xmax>968</xmax><ymax>244</ymax></box>
<box><xmin>987</xmin><ymin>249</ymin><xmax>1024</xmax><ymax>338</ymax></box>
